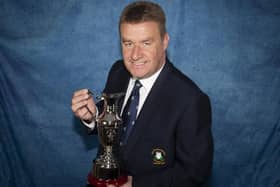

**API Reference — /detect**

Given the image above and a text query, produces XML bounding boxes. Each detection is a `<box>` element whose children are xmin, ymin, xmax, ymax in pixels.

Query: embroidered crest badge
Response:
<box><xmin>152</xmin><ymin>148</ymin><xmax>166</xmax><ymax>165</ymax></box>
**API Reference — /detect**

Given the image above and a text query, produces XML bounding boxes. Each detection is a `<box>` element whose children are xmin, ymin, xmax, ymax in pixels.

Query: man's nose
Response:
<box><xmin>131</xmin><ymin>45</ymin><xmax>142</xmax><ymax>60</ymax></box>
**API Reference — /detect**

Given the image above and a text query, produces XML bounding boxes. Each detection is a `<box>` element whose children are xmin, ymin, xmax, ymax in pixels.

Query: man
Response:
<box><xmin>71</xmin><ymin>1</ymin><xmax>213</xmax><ymax>187</ymax></box>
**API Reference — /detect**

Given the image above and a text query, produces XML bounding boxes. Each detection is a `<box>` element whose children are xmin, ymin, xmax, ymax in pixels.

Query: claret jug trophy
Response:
<box><xmin>87</xmin><ymin>93</ymin><xmax>127</xmax><ymax>187</ymax></box>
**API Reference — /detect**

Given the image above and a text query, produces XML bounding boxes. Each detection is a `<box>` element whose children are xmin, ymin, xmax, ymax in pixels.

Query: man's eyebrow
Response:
<box><xmin>121</xmin><ymin>37</ymin><xmax>131</xmax><ymax>42</ymax></box>
<box><xmin>141</xmin><ymin>38</ymin><xmax>153</xmax><ymax>42</ymax></box>
<box><xmin>121</xmin><ymin>37</ymin><xmax>154</xmax><ymax>43</ymax></box>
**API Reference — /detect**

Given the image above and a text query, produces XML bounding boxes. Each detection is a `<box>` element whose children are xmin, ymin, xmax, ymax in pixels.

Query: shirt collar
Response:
<box><xmin>130</xmin><ymin>63</ymin><xmax>165</xmax><ymax>92</ymax></box>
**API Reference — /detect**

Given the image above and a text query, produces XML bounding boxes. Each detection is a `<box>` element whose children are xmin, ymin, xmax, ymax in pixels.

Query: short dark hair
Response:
<box><xmin>119</xmin><ymin>1</ymin><xmax>167</xmax><ymax>38</ymax></box>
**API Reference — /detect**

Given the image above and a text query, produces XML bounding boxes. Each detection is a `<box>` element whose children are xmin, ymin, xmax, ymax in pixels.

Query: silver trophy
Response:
<box><xmin>87</xmin><ymin>93</ymin><xmax>127</xmax><ymax>187</ymax></box>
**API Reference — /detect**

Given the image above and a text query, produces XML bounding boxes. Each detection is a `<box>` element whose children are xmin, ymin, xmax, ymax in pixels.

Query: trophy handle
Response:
<box><xmin>95</xmin><ymin>95</ymin><xmax>107</xmax><ymax>123</ymax></box>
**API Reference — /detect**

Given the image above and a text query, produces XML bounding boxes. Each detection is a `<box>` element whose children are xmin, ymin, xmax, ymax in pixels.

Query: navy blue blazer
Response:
<box><xmin>100</xmin><ymin>59</ymin><xmax>213</xmax><ymax>187</ymax></box>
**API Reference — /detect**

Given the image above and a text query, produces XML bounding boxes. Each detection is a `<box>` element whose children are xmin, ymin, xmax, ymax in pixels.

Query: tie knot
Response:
<box><xmin>134</xmin><ymin>80</ymin><xmax>142</xmax><ymax>90</ymax></box>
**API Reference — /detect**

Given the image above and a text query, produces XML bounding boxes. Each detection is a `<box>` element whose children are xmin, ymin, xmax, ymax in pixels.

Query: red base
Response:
<box><xmin>87</xmin><ymin>172</ymin><xmax>128</xmax><ymax>187</ymax></box>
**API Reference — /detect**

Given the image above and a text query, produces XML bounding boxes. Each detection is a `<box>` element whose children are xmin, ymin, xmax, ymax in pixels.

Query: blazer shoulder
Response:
<box><xmin>109</xmin><ymin>60</ymin><xmax>125</xmax><ymax>73</ymax></box>
<box><xmin>106</xmin><ymin>60</ymin><xmax>130</xmax><ymax>79</ymax></box>
<box><xmin>103</xmin><ymin>60</ymin><xmax>130</xmax><ymax>94</ymax></box>
<box><xmin>166</xmin><ymin>62</ymin><xmax>207</xmax><ymax>97</ymax></box>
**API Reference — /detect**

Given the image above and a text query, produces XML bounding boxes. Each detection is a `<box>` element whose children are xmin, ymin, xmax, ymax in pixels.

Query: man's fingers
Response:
<box><xmin>71</xmin><ymin>98</ymin><xmax>88</xmax><ymax>111</ymax></box>
<box><xmin>72</xmin><ymin>91</ymin><xmax>92</xmax><ymax>106</ymax></box>
<box><xmin>74</xmin><ymin>105</ymin><xmax>94</xmax><ymax>121</ymax></box>
<box><xmin>87</xmin><ymin>98</ymin><xmax>96</xmax><ymax>114</ymax></box>
<box><xmin>76</xmin><ymin>107</ymin><xmax>88</xmax><ymax>117</ymax></box>
<box><xmin>79</xmin><ymin>107</ymin><xmax>93</xmax><ymax>120</ymax></box>
<box><xmin>71</xmin><ymin>89</ymin><xmax>96</xmax><ymax>121</ymax></box>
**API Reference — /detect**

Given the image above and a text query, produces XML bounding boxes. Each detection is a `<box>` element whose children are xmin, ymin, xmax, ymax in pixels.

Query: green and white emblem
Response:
<box><xmin>152</xmin><ymin>148</ymin><xmax>166</xmax><ymax>165</ymax></box>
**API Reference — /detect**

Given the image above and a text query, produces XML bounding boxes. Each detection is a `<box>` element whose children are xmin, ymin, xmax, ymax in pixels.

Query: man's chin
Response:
<box><xmin>129</xmin><ymin>69</ymin><xmax>147</xmax><ymax>79</ymax></box>
<box><xmin>131</xmin><ymin>73</ymin><xmax>145</xmax><ymax>79</ymax></box>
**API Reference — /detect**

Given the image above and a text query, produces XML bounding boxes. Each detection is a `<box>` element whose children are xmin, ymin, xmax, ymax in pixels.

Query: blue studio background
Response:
<box><xmin>1</xmin><ymin>0</ymin><xmax>280</xmax><ymax>187</ymax></box>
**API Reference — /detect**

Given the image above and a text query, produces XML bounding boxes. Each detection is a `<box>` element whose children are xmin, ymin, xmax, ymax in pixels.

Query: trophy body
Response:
<box><xmin>87</xmin><ymin>93</ymin><xmax>127</xmax><ymax>187</ymax></box>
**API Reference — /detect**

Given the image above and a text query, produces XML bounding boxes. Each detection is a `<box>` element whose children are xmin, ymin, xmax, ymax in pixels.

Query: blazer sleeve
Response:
<box><xmin>133</xmin><ymin>93</ymin><xmax>213</xmax><ymax>187</ymax></box>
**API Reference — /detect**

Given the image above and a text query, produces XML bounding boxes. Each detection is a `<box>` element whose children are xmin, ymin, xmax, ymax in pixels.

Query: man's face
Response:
<box><xmin>120</xmin><ymin>21</ymin><xmax>169</xmax><ymax>79</ymax></box>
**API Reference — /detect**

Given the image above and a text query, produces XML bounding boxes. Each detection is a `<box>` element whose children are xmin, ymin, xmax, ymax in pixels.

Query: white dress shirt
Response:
<box><xmin>83</xmin><ymin>63</ymin><xmax>165</xmax><ymax>129</ymax></box>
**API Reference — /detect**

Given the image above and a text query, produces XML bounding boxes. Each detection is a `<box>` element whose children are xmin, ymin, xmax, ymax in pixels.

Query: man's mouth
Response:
<box><xmin>132</xmin><ymin>61</ymin><xmax>146</xmax><ymax>67</ymax></box>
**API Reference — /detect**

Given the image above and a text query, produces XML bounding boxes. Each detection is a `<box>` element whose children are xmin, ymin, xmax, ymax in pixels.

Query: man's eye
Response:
<box><xmin>124</xmin><ymin>42</ymin><xmax>132</xmax><ymax>47</ymax></box>
<box><xmin>143</xmin><ymin>42</ymin><xmax>151</xmax><ymax>46</ymax></box>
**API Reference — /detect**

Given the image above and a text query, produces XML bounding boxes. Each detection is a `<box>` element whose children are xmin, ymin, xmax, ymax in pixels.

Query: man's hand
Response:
<box><xmin>107</xmin><ymin>176</ymin><xmax>133</xmax><ymax>187</ymax></box>
<box><xmin>71</xmin><ymin>89</ymin><xmax>96</xmax><ymax>123</ymax></box>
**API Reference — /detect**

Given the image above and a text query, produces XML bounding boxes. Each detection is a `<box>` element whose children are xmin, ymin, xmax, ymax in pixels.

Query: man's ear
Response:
<box><xmin>163</xmin><ymin>33</ymin><xmax>170</xmax><ymax>50</ymax></box>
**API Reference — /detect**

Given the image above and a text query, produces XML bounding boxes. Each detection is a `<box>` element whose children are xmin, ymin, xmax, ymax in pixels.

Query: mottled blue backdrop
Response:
<box><xmin>1</xmin><ymin>0</ymin><xmax>280</xmax><ymax>187</ymax></box>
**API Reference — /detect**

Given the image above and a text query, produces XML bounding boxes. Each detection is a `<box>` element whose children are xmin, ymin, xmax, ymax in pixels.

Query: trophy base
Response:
<box><xmin>87</xmin><ymin>172</ymin><xmax>128</xmax><ymax>187</ymax></box>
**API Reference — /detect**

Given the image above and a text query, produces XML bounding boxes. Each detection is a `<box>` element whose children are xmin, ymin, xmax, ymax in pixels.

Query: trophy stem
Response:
<box><xmin>103</xmin><ymin>146</ymin><xmax>116</xmax><ymax>168</ymax></box>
